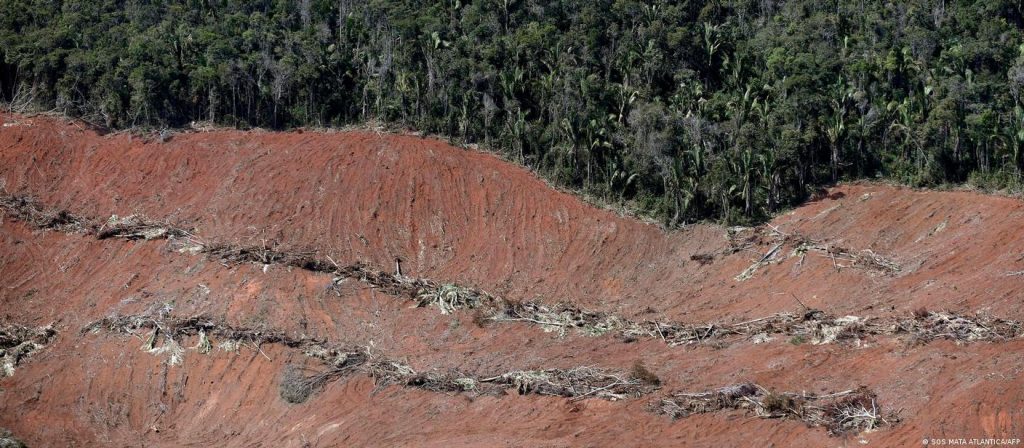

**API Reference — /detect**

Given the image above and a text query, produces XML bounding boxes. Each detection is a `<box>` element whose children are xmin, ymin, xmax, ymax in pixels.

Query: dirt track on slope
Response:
<box><xmin>1</xmin><ymin>113</ymin><xmax>1023</xmax><ymax>447</ymax></box>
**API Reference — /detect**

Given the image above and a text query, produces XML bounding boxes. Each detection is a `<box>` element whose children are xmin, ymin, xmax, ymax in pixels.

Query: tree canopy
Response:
<box><xmin>3</xmin><ymin>0</ymin><xmax>1023</xmax><ymax>224</ymax></box>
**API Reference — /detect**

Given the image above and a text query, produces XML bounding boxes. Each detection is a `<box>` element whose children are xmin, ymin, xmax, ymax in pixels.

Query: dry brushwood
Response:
<box><xmin>86</xmin><ymin>313</ymin><xmax>656</xmax><ymax>403</ymax></box>
<box><xmin>0</xmin><ymin>427</ymin><xmax>28</xmax><ymax>448</ymax></box>
<box><xmin>733</xmin><ymin>226</ymin><xmax>901</xmax><ymax>281</ymax></box>
<box><xmin>279</xmin><ymin>351</ymin><xmax>368</xmax><ymax>404</ymax></box>
<box><xmin>0</xmin><ymin>193</ymin><xmax>90</xmax><ymax>232</ymax></box>
<box><xmin>478</xmin><ymin>366</ymin><xmax>658</xmax><ymax>400</ymax></box>
<box><xmin>489</xmin><ymin>298</ymin><xmax>1022</xmax><ymax>348</ymax></box>
<box><xmin>416</xmin><ymin>283</ymin><xmax>490</xmax><ymax>315</ymax></box>
<box><xmin>1</xmin><ymin>323</ymin><xmax>57</xmax><ymax>377</ymax></box>
<box><xmin>197</xmin><ymin>241</ymin><xmax>495</xmax><ymax>311</ymax></box>
<box><xmin>655</xmin><ymin>383</ymin><xmax>899</xmax><ymax>436</ymax></box>
<box><xmin>1</xmin><ymin>192</ymin><xmax>193</xmax><ymax>242</ymax></box>
<box><xmin>96</xmin><ymin>214</ymin><xmax>190</xmax><ymax>240</ymax></box>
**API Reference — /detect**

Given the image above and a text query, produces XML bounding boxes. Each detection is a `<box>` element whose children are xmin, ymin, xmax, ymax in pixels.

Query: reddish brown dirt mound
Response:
<box><xmin>2</xmin><ymin>113</ymin><xmax>1023</xmax><ymax>447</ymax></box>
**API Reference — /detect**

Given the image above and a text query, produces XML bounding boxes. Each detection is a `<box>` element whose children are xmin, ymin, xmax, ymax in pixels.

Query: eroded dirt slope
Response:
<box><xmin>1</xmin><ymin>113</ymin><xmax>1023</xmax><ymax>447</ymax></box>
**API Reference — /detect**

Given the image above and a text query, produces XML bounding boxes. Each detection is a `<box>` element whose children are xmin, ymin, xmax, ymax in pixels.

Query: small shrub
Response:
<box><xmin>471</xmin><ymin>309</ymin><xmax>491</xmax><ymax>328</ymax></box>
<box><xmin>631</xmin><ymin>360</ymin><xmax>661</xmax><ymax>386</ymax></box>
<box><xmin>761</xmin><ymin>391</ymin><xmax>795</xmax><ymax>414</ymax></box>
<box><xmin>279</xmin><ymin>364</ymin><xmax>315</xmax><ymax>404</ymax></box>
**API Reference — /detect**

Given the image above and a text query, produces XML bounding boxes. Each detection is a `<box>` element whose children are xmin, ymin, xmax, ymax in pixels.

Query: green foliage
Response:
<box><xmin>2</xmin><ymin>0</ymin><xmax>1023</xmax><ymax>224</ymax></box>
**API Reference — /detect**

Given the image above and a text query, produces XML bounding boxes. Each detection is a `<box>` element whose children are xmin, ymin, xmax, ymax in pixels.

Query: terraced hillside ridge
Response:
<box><xmin>1</xmin><ymin>113</ymin><xmax>1023</xmax><ymax>447</ymax></box>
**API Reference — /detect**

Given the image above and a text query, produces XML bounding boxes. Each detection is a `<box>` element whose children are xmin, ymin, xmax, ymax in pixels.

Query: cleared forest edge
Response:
<box><xmin>4</xmin><ymin>191</ymin><xmax>1020</xmax><ymax>350</ymax></box>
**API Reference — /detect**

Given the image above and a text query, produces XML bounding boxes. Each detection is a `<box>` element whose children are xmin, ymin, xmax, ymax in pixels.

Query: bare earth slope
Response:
<box><xmin>1</xmin><ymin>114</ymin><xmax>1022</xmax><ymax>447</ymax></box>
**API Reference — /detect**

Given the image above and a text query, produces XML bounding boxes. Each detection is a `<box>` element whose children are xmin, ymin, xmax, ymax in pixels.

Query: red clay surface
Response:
<box><xmin>1</xmin><ymin>113</ymin><xmax>1023</xmax><ymax>446</ymax></box>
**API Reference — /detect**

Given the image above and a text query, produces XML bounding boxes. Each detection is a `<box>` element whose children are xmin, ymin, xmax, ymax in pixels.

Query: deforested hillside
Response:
<box><xmin>1</xmin><ymin>114</ymin><xmax>1023</xmax><ymax>446</ymax></box>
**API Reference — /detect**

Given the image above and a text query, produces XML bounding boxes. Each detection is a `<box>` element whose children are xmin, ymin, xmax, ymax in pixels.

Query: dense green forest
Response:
<box><xmin>2</xmin><ymin>1</ymin><xmax>1024</xmax><ymax>224</ymax></box>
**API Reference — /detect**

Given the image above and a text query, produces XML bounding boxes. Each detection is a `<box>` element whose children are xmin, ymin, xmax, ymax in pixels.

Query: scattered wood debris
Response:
<box><xmin>734</xmin><ymin>225</ymin><xmax>901</xmax><ymax>281</ymax></box>
<box><xmin>1</xmin><ymin>192</ymin><xmax>192</xmax><ymax>241</ymax></box>
<box><xmin>85</xmin><ymin>313</ymin><xmax>657</xmax><ymax>404</ymax></box>
<box><xmin>0</xmin><ymin>194</ymin><xmax>89</xmax><ymax>232</ymax></box>
<box><xmin>655</xmin><ymin>383</ymin><xmax>899</xmax><ymax>436</ymax></box>
<box><xmin>0</xmin><ymin>323</ymin><xmax>57</xmax><ymax>377</ymax></box>
<box><xmin>490</xmin><ymin>303</ymin><xmax>1021</xmax><ymax>347</ymax></box>
<box><xmin>97</xmin><ymin>214</ymin><xmax>189</xmax><ymax>240</ymax></box>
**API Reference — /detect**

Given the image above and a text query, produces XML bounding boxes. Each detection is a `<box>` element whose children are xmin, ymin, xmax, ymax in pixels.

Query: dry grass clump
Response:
<box><xmin>0</xmin><ymin>323</ymin><xmax>57</xmax><ymax>377</ymax></box>
<box><xmin>655</xmin><ymin>383</ymin><xmax>898</xmax><ymax>436</ymax></box>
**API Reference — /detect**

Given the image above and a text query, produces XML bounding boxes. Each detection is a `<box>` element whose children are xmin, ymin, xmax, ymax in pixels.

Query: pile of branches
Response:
<box><xmin>279</xmin><ymin>350</ymin><xmax>369</xmax><ymax>404</ymax></box>
<box><xmin>731</xmin><ymin>225</ymin><xmax>901</xmax><ymax>281</ymax></box>
<box><xmin>655</xmin><ymin>383</ymin><xmax>899</xmax><ymax>436</ymax></box>
<box><xmin>370</xmin><ymin>362</ymin><xmax>659</xmax><ymax>400</ymax></box>
<box><xmin>480</xmin><ymin>367</ymin><xmax>658</xmax><ymax>400</ymax></box>
<box><xmin>895</xmin><ymin>310</ymin><xmax>1022</xmax><ymax>343</ymax></box>
<box><xmin>196</xmin><ymin>240</ymin><xmax>492</xmax><ymax>310</ymax></box>
<box><xmin>200</xmin><ymin>241</ymin><xmax>323</xmax><ymax>269</ymax></box>
<box><xmin>85</xmin><ymin>312</ymin><xmax>658</xmax><ymax>404</ymax></box>
<box><xmin>1</xmin><ymin>192</ymin><xmax>193</xmax><ymax>242</ymax></box>
<box><xmin>97</xmin><ymin>214</ymin><xmax>190</xmax><ymax>240</ymax></box>
<box><xmin>333</xmin><ymin>262</ymin><xmax>435</xmax><ymax>300</ymax></box>
<box><xmin>1</xmin><ymin>323</ymin><xmax>57</xmax><ymax>377</ymax></box>
<box><xmin>83</xmin><ymin>313</ymin><xmax>330</xmax><ymax>351</ymax></box>
<box><xmin>489</xmin><ymin>301</ymin><xmax>625</xmax><ymax>336</ymax></box>
<box><xmin>3</xmin><ymin>193</ymin><xmax>497</xmax><ymax>315</ymax></box>
<box><xmin>489</xmin><ymin>299</ymin><xmax>1022</xmax><ymax>347</ymax></box>
<box><xmin>416</xmin><ymin>283</ymin><xmax>492</xmax><ymax>315</ymax></box>
<box><xmin>0</xmin><ymin>193</ymin><xmax>89</xmax><ymax>232</ymax></box>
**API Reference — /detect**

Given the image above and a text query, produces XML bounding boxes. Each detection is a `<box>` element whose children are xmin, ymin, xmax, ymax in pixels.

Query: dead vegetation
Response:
<box><xmin>1</xmin><ymin>323</ymin><xmax>57</xmax><ymax>377</ymax></box>
<box><xmin>489</xmin><ymin>301</ymin><xmax>1021</xmax><ymax>347</ymax></box>
<box><xmin>655</xmin><ymin>383</ymin><xmax>899</xmax><ymax>436</ymax></box>
<box><xmin>727</xmin><ymin>225</ymin><xmax>901</xmax><ymax>280</ymax></box>
<box><xmin>1</xmin><ymin>192</ymin><xmax>192</xmax><ymax>241</ymax></box>
<box><xmin>97</xmin><ymin>214</ymin><xmax>189</xmax><ymax>240</ymax></box>
<box><xmin>198</xmin><ymin>241</ymin><xmax>497</xmax><ymax>312</ymax></box>
<box><xmin>10</xmin><ymin>193</ymin><xmax>1017</xmax><ymax>351</ymax></box>
<box><xmin>0</xmin><ymin>193</ymin><xmax>89</xmax><ymax>232</ymax></box>
<box><xmin>85</xmin><ymin>313</ymin><xmax>657</xmax><ymax>404</ymax></box>
<box><xmin>0</xmin><ymin>427</ymin><xmax>28</xmax><ymax>448</ymax></box>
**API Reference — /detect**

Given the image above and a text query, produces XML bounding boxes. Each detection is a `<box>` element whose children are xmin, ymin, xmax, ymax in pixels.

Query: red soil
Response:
<box><xmin>1</xmin><ymin>113</ymin><xmax>1023</xmax><ymax>446</ymax></box>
